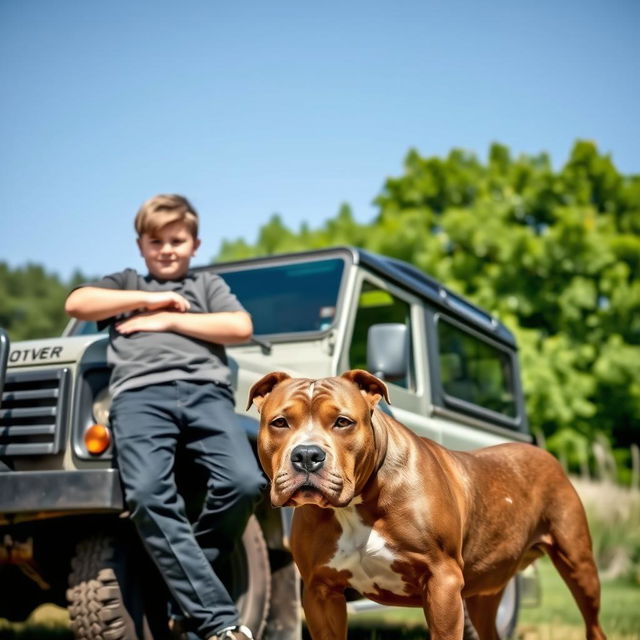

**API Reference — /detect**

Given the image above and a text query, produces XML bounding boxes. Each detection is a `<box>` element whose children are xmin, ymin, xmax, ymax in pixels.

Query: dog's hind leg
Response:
<box><xmin>545</xmin><ymin>500</ymin><xmax>607</xmax><ymax>640</ymax></box>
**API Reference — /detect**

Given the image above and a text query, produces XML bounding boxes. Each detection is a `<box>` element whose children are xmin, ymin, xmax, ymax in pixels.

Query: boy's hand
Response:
<box><xmin>115</xmin><ymin>310</ymin><xmax>252</xmax><ymax>344</ymax></box>
<box><xmin>115</xmin><ymin>311</ymin><xmax>174</xmax><ymax>335</ymax></box>
<box><xmin>143</xmin><ymin>291</ymin><xmax>191</xmax><ymax>312</ymax></box>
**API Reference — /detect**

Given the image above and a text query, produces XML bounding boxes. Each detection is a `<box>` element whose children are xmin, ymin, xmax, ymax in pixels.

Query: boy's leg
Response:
<box><xmin>111</xmin><ymin>383</ymin><xmax>240</xmax><ymax>640</ymax></box>
<box><xmin>180</xmin><ymin>381</ymin><xmax>267</xmax><ymax>587</ymax></box>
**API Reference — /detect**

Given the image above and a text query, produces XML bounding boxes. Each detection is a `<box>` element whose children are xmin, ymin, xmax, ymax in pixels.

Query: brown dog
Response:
<box><xmin>247</xmin><ymin>370</ymin><xmax>606</xmax><ymax>640</ymax></box>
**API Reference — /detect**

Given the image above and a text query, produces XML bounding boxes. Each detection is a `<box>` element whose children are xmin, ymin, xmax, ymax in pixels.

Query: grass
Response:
<box><xmin>3</xmin><ymin>509</ymin><xmax>640</xmax><ymax>640</ymax></box>
<box><xmin>3</xmin><ymin>562</ymin><xmax>640</xmax><ymax>640</ymax></box>
<box><xmin>518</xmin><ymin>557</ymin><xmax>640</xmax><ymax>639</ymax></box>
<box><xmin>0</xmin><ymin>605</ymin><xmax>71</xmax><ymax>640</ymax></box>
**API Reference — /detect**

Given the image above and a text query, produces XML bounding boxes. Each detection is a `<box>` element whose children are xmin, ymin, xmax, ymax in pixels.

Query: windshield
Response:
<box><xmin>68</xmin><ymin>257</ymin><xmax>346</xmax><ymax>338</ymax></box>
<box><xmin>219</xmin><ymin>257</ymin><xmax>345</xmax><ymax>336</ymax></box>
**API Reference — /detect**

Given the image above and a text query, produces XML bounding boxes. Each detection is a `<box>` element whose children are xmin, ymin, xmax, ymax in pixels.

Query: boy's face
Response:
<box><xmin>137</xmin><ymin>220</ymin><xmax>201</xmax><ymax>280</ymax></box>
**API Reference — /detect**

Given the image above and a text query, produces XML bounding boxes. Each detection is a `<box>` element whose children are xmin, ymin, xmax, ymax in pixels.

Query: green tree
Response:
<box><xmin>0</xmin><ymin>263</ymin><xmax>87</xmax><ymax>341</ymax></box>
<box><xmin>215</xmin><ymin>141</ymin><xmax>640</xmax><ymax>472</ymax></box>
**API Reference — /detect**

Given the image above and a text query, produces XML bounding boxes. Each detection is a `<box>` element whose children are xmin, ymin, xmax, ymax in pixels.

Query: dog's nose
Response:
<box><xmin>291</xmin><ymin>444</ymin><xmax>326</xmax><ymax>473</ymax></box>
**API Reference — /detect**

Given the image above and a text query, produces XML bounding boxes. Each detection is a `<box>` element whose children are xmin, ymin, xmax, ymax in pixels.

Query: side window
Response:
<box><xmin>437</xmin><ymin>318</ymin><xmax>516</xmax><ymax>417</ymax></box>
<box><xmin>349</xmin><ymin>281</ymin><xmax>413</xmax><ymax>390</ymax></box>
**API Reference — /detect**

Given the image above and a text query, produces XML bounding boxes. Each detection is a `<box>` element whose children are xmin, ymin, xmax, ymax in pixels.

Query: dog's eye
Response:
<box><xmin>270</xmin><ymin>417</ymin><xmax>289</xmax><ymax>429</ymax></box>
<box><xmin>334</xmin><ymin>416</ymin><xmax>354</xmax><ymax>429</ymax></box>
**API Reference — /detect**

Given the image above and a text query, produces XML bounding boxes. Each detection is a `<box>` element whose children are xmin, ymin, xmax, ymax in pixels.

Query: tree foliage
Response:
<box><xmin>0</xmin><ymin>263</ymin><xmax>86</xmax><ymax>341</ymax></box>
<box><xmin>217</xmin><ymin>141</ymin><xmax>640</xmax><ymax>466</ymax></box>
<box><xmin>1</xmin><ymin>141</ymin><xmax>637</xmax><ymax>472</ymax></box>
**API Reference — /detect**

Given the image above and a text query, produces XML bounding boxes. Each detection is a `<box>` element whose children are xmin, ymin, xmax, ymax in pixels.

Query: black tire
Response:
<box><xmin>222</xmin><ymin>515</ymin><xmax>271</xmax><ymax>639</ymax></box>
<box><xmin>66</xmin><ymin>533</ymin><xmax>162</xmax><ymax>640</ymax></box>
<box><xmin>66</xmin><ymin>516</ymin><xmax>270</xmax><ymax>640</ymax></box>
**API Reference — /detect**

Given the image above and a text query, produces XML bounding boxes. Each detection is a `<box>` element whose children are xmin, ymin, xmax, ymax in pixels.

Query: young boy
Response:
<box><xmin>65</xmin><ymin>194</ymin><xmax>266</xmax><ymax>640</ymax></box>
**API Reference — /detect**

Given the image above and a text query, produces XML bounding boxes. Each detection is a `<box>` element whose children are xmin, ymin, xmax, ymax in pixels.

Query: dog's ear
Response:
<box><xmin>341</xmin><ymin>369</ymin><xmax>390</xmax><ymax>408</ymax></box>
<box><xmin>246</xmin><ymin>372</ymin><xmax>291</xmax><ymax>411</ymax></box>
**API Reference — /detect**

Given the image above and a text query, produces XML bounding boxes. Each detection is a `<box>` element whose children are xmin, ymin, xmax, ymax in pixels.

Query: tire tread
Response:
<box><xmin>67</xmin><ymin>535</ymin><xmax>136</xmax><ymax>640</ymax></box>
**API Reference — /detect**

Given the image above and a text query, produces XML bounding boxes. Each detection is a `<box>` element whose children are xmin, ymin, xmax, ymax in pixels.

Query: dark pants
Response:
<box><xmin>111</xmin><ymin>380</ymin><xmax>267</xmax><ymax>640</ymax></box>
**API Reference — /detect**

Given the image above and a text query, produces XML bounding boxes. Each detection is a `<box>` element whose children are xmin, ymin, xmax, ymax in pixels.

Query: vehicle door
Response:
<box><xmin>337</xmin><ymin>271</ymin><xmax>440</xmax><ymax>442</ymax></box>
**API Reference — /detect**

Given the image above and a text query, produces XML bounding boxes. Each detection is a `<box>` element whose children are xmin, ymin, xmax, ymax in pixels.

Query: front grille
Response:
<box><xmin>0</xmin><ymin>368</ymin><xmax>71</xmax><ymax>456</ymax></box>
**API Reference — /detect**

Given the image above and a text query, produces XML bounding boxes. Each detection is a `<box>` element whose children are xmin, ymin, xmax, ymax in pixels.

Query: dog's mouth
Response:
<box><xmin>271</xmin><ymin>465</ymin><xmax>350</xmax><ymax>508</ymax></box>
<box><xmin>286</xmin><ymin>482</ymin><xmax>331</xmax><ymax>508</ymax></box>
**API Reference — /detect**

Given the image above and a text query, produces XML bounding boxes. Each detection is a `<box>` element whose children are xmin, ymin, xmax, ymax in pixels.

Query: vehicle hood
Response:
<box><xmin>7</xmin><ymin>335</ymin><xmax>108</xmax><ymax>368</ymax></box>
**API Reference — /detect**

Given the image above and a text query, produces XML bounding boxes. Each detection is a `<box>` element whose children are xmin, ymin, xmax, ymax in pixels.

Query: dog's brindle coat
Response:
<box><xmin>248</xmin><ymin>370</ymin><xmax>606</xmax><ymax>640</ymax></box>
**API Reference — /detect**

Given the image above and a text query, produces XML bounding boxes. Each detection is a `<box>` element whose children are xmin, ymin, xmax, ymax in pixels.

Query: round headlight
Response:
<box><xmin>92</xmin><ymin>387</ymin><xmax>112</xmax><ymax>425</ymax></box>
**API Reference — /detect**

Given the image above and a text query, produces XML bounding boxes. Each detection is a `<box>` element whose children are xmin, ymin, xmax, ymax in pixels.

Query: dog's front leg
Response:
<box><xmin>422</xmin><ymin>561</ymin><xmax>465</xmax><ymax>640</ymax></box>
<box><xmin>302</xmin><ymin>580</ymin><xmax>348</xmax><ymax>640</ymax></box>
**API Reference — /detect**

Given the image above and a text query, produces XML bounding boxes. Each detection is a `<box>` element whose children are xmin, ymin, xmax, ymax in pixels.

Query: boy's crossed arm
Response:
<box><xmin>116</xmin><ymin>309</ymin><xmax>252</xmax><ymax>344</ymax></box>
<box><xmin>65</xmin><ymin>286</ymin><xmax>190</xmax><ymax>320</ymax></box>
<box><xmin>65</xmin><ymin>287</ymin><xmax>252</xmax><ymax>345</ymax></box>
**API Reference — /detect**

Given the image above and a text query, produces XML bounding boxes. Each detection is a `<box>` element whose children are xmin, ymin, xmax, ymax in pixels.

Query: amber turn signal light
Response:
<box><xmin>84</xmin><ymin>424</ymin><xmax>112</xmax><ymax>455</ymax></box>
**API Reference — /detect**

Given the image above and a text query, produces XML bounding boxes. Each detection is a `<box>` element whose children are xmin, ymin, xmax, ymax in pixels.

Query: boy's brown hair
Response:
<box><xmin>134</xmin><ymin>194</ymin><xmax>199</xmax><ymax>238</ymax></box>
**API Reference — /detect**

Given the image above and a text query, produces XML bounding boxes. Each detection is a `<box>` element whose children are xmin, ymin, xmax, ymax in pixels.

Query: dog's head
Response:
<box><xmin>247</xmin><ymin>370</ymin><xmax>389</xmax><ymax>508</ymax></box>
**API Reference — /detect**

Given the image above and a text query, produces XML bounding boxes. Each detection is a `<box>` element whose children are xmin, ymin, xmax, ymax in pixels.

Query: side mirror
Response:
<box><xmin>366</xmin><ymin>323</ymin><xmax>409</xmax><ymax>382</ymax></box>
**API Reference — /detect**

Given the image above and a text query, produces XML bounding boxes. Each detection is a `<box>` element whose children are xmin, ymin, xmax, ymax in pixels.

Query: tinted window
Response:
<box><xmin>220</xmin><ymin>258</ymin><xmax>344</xmax><ymax>335</ymax></box>
<box><xmin>438</xmin><ymin>319</ymin><xmax>516</xmax><ymax>417</ymax></box>
<box><xmin>349</xmin><ymin>282</ymin><xmax>413</xmax><ymax>389</ymax></box>
<box><xmin>69</xmin><ymin>259</ymin><xmax>345</xmax><ymax>338</ymax></box>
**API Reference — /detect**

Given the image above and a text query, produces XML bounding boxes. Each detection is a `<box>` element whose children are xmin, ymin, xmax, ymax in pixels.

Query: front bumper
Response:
<box><xmin>0</xmin><ymin>469</ymin><xmax>124</xmax><ymax>523</ymax></box>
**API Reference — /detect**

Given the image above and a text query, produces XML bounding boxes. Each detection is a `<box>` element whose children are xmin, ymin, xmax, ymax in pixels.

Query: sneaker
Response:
<box><xmin>208</xmin><ymin>624</ymin><xmax>254</xmax><ymax>640</ymax></box>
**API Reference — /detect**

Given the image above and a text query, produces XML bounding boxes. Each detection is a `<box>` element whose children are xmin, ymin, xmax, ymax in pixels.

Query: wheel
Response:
<box><xmin>495</xmin><ymin>575</ymin><xmax>521</xmax><ymax>640</ymax></box>
<box><xmin>66</xmin><ymin>532</ymin><xmax>164</xmax><ymax>640</ymax></box>
<box><xmin>66</xmin><ymin>516</ymin><xmax>271</xmax><ymax>640</ymax></box>
<box><xmin>219</xmin><ymin>515</ymin><xmax>271</xmax><ymax>639</ymax></box>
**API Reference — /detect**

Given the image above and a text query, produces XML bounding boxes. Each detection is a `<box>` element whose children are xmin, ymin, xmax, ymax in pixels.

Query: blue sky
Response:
<box><xmin>1</xmin><ymin>0</ymin><xmax>638</xmax><ymax>281</ymax></box>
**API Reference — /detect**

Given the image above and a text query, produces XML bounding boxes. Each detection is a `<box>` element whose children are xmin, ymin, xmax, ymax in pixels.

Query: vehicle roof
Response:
<box><xmin>200</xmin><ymin>246</ymin><xmax>517</xmax><ymax>348</ymax></box>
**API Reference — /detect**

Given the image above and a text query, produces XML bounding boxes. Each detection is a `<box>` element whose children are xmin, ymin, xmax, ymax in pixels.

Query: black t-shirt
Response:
<box><xmin>83</xmin><ymin>268</ymin><xmax>246</xmax><ymax>397</ymax></box>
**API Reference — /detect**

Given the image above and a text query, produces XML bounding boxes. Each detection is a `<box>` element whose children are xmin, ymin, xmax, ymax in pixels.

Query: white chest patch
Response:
<box><xmin>326</xmin><ymin>506</ymin><xmax>407</xmax><ymax>597</ymax></box>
